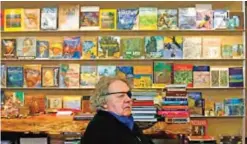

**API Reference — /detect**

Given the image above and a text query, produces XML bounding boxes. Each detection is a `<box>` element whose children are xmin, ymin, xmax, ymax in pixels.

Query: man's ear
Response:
<box><xmin>103</xmin><ymin>104</ymin><xmax>108</xmax><ymax>109</ymax></box>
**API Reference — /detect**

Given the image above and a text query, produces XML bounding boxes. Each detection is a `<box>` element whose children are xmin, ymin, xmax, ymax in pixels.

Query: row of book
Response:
<box><xmin>1</xmin><ymin>63</ymin><xmax>244</xmax><ymax>88</ymax></box>
<box><xmin>2</xmin><ymin>36</ymin><xmax>244</xmax><ymax>60</ymax></box>
<box><xmin>2</xmin><ymin>4</ymin><xmax>240</xmax><ymax>31</ymax></box>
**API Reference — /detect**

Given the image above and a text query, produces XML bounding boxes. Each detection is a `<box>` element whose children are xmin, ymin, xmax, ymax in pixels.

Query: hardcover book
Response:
<box><xmin>117</xmin><ymin>8</ymin><xmax>139</xmax><ymax>30</ymax></box>
<box><xmin>213</xmin><ymin>10</ymin><xmax>228</xmax><ymax>29</ymax></box>
<box><xmin>80</xmin><ymin>65</ymin><xmax>97</xmax><ymax>88</ymax></box>
<box><xmin>63</xmin><ymin>36</ymin><xmax>81</xmax><ymax>59</ymax></box>
<box><xmin>98</xmin><ymin>65</ymin><xmax>116</xmax><ymax>78</ymax></box>
<box><xmin>183</xmin><ymin>37</ymin><xmax>202</xmax><ymax>59</ymax></box>
<box><xmin>24</xmin><ymin>65</ymin><xmax>41</xmax><ymax>88</ymax></box>
<box><xmin>195</xmin><ymin>4</ymin><xmax>213</xmax><ymax>30</ymax></box>
<box><xmin>2</xmin><ymin>39</ymin><xmax>16</xmax><ymax>59</ymax></box>
<box><xmin>36</xmin><ymin>40</ymin><xmax>49</xmax><ymax>59</ymax></box>
<box><xmin>232</xmin><ymin>44</ymin><xmax>243</xmax><ymax>59</ymax></box>
<box><xmin>133</xmin><ymin>65</ymin><xmax>153</xmax><ymax>88</ymax></box>
<box><xmin>116</xmin><ymin>66</ymin><xmax>134</xmax><ymax>86</ymax></box>
<box><xmin>80</xmin><ymin>6</ymin><xmax>99</xmax><ymax>30</ymax></box>
<box><xmin>153</xmin><ymin>61</ymin><xmax>172</xmax><ymax>85</ymax></box>
<box><xmin>23</xmin><ymin>9</ymin><xmax>40</xmax><ymax>31</ymax></box>
<box><xmin>221</xmin><ymin>44</ymin><xmax>232</xmax><ymax>59</ymax></box>
<box><xmin>7</xmin><ymin>66</ymin><xmax>23</xmax><ymax>87</ymax></box>
<box><xmin>59</xmin><ymin>64</ymin><xmax>80</xmax><ymax>88</ymax></box>
<box><xmin>193</xmin><ymin>66</ymin><xmax>210</xmax><ymax>88</ymax></box>
<box><xmin>139</xmin><ymin>7</ymin><xmax>157</xmax><ymax>30</ymax></box>
<box><xmin>42</xmin><ymin>66</ymin><xmax>59</xmax><ymax>87</ymax></box>
<box><xmin>179</xmin><ymin>8</ymin><xmax>196</xmax><ymax>29</ymax></box>
<box><xmin>202</xmin><ymin>37</ymin><xmax>221</xmax><ymax>59</ymax></box>
<box><xmin>228</xmin><ymin>67</ymin><xmax>243</xmax><ymax>87</ymax></box>
<box><xmin>46</xmin><ymin>95</ymin><xmax>63</xmax><ymax>110</ymax></box>
<box><xmin>59</xmin><ymin>4</ymin><xmax>80</xmax><ymax>30</ymax></box>
<box><xmin>163</xmin><ymin>36</ymin><xmax>183</xmax><ymax>59</ymax></box>
<box><xmin>190</xmin><ymin>120</ymin><xmax>208</xmax><ymax>136</ymax></box>
<box><xmin>63</xmin><ymin>96</ymin><xmax>82</xmax><ymax>110</ymax></box>
<box><xmin>4</xmin><ymin>8</ymin><xmax>24</xmax><ymax>31</ymax></box>
<box><xmin>157</xmin><ymin>9</ymin><xmax>177</xmax><ymax>30</ymax></box>
<box><xmin>49</xmin><ymin>42</ymin><xmax>63</xmax><ymax>59</ymax></box>
<box><xmin>98</xmin><ymin>36</ymin><xmax>120</xmax><ymax>59</ymax></box>
<box><xmin>81</xmin><ymin>36</ymin><xmax>98</xmax><ymax>59</ymax></box>
<box><xmin>173</xmin><ymin>64</ymin><xmax>193</xmax><ymax>87</ymax></box>
<box><xmin>224</xmin><ymin>98</ymin><xmax>244</xmax><ymax>116</ymax></box>
<box><xmin>99</xmin><ymin>9</ymin><xmax>117</xmax><ymax>30</ymax></box>
<box><xmin>41</xmin><ymin>7</ymin><xmax>57</xmax><ymax>30</ymax></box>
<box><xmin>17</xmin><ymin>37</ymin><xmax>36</xmax><ymax>58</ymax></box>
<box><xmin>145</xmin><ymin>36</ymin><xmax>164</xmax><ymax>58</ymax></box>
<box><xmin>188</xmin><ymin>92</ymin><xmax>203</xmax><ymax>116</ymax></box>
<box><xmin>121</xmin><ymin>37</ymin><xmax>144</xmax><ymax>59</ymax></box>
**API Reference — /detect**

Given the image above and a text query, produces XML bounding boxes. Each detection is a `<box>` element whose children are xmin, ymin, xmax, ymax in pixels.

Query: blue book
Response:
<box><xmin>188</xmin><ymin>92</ymin><xmax>203</xmax><ymax>116</ymax></box>
<box><xmin>229</xmin><ymin>67</ymin><xmax>243</xmax><ymax>87</ymax></box>
<box><xmin>63</xmin><ymin>37</ymin><xmax>81</xmax><ymax>59</ymax></box>
<box><xmin>117</xmin><ymin>9</ymin><xmax>139</xmax><ymax>30</ymax></box>
<box><xmin>116</xmin><ymin>66</ymin><xmax>134</xmax><ymax>84</ymax></box>
<box><xmin>7</xmin><ymin>66</ymin><xmax>23</xmax><ymax>87</ymax></box>
<box><xmin>224</xmin><ymin>98</ymin><xmax>244</xmax><ymax>116</ymax></box>
<box><xmin>163</xmin><ymin>36</ymin><xmax>183</xmax><ymax>59</ymax></box>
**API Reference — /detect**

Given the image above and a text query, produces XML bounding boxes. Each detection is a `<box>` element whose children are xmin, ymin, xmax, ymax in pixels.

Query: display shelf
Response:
<box><xmin>190</xmin><ymin>116</ymin><xmax>244</xmax><ymax>118</ymax></box>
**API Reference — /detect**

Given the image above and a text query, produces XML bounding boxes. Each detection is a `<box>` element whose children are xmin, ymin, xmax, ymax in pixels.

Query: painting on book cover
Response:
<box><xmin>145</xmin><ymin>36</ymin><xmax>164</xmax><ymax>58</ymax></box>
<box><xmin>232</xmin><ymin>44</ymin><xmax>243</xmax><ymax>59</ymax></box>
<box><xmin>4</xmin><ymin>9</ymin><xmax>24</xmax><ymax>31</ymax></box>
<box><xmin>2</xmin><ymin>39</ymin><xmax>16</xmax><ymax>59</ymax></box>
<box><xmin>210</xmin><ymin>67</ymin><xmax>220</xmax><ymax>87</ymax></box>
<box><xmin>196</xmin><ymin>4</ymin><xmax>213</xmax><ymax>30</ymax></box>
<box><xmin>100</xmin><ymin>9</ymin><xmax>116</xmax><ymax>30</ymax></box>
<box><xmin>188</xmin><ymin>92</ymin><xmax>203</xmax><ymax>116</ymax></box>
<box><xmin>59</xmin><ymin>4</ymin><xmax>79</xmax><ymax>30</ymax></box>
<box><xmin>82</xmin><ymin>36</ymin><xmax>97</xmax><ymax>59</ymax></box>
<box><xmin>24</xmin><ymin>9</ymin><xmax>40</xmax><ymax>31</ymax></box>
<box><xmin>1</xmin><ymin>65</ymin><xmax>6</xmax><ymax>88</ymax></box>
<box><xmin>219</xmin><ymin>68</ymin><xmax>229</xmax><ymax>87</ymax></box>
<box><xmin>24</xmin><ymin>65</ymin><xmax>41</xmax><ymax>88</ymax></box>
<box><xmin>121</xmin><ymin>37</ymin><xmax>143</xmax><ymax>59</ymax></box>
<box><xmin>49</xmin><ymin>42</ymin><xmax>63</xmax><ymax>59</ymax></box>
<box><xmin>134</xmin><ymin>74</ymin><xmax>153</xmax><ymax>88</ymax></box>
<box><xmin>59</xmin><ymin>64</ymin><xmax>80</xmax><ymax>88</ymax></box>
<box><xmin>98</xmin><ymin>36</ymin><xmax>120</xmax><ymax>59</ymax></box>
<box><xmin>46</xmin><ymin>96</ymin><xmax>62</xmax><ymax>109</ymax></box>
<box><xmin>183</xmin><ymin>37</ymin><xmax>202</xmax><ymax>59</ymax></box>
<box><xmin>153</xmin><ymin>61</ymin><xmax>172</xmax><ymax>84</ymax></box>
<box><xmin>7</xmin><ymin>66</ymin><xmax>23</xmax><ymax>87</ymax></box>
<box><xmin>36</xmin><ymin>40</ymin><xmax>49</xmax><ymax>59</ymax></box>
<box><xmin>16</xmin><ymin>37</ymin><xmax>36</xmax><ymax>57</ymax></box>
<box><xmin>116</xmin><ymin>66</ymin><xmax>134</xmax><ymax>86</ymax></box>
<box><xmin>63</xmin><ymin>36</ymin><xmax>81</xmax><ymax>59</ymax></box>
<box><xmin>117</xmin><ymin>8</ymin><xmax>139</xmax><ymax>30</ymax></box>
<box><xmin>139</xmin><ymin>7</ymin><xmax>157</xmax><ymax>30</ymax></box>
<box><xmin>98</xmin><ymin>66</ymin><xmax>116</xmax><ymax>78</ymax></box>
<box><xmin>193</xmin><ymin>66</ymin><xmax>210</xmax><ymax>88</ymax></box>
<box><xmin>158</xmin><ymin>9</ymin><xmax>178</xmax><ymax>30</ymax></box>
<box><xmin>213</xmin><ymin>10</ymin><xmax>228</xmax><ymax>29</ymax></box>
<box><xmin>80</xmin><ymin>6</ymin><xmax>99</xmax><ymax>30</ymax></box>
<box><xmin>163</xmin><ymin>36</ymin><xmax>183</xmax><ymax>59</ymax></box>
<box><xmin>179</xmin><ymin>8</ymin><xmax>196</xmax><ymax>29</ymax></box>
<box><xmin>80</xmin><ymin>66</ymin><xmax>97</xmax><ymax>88</ymax></box>
<box><xmin>63</xmin><ymin>96</ymin><xmax>82</xmax><ymax>110</ymax></box>
<box><xmin>42</xmin><ymin>67</ymin><xmax>59</xmax><ymax>87</ymax></box>
<box><xmin>173</xmin><ymin>64</ymin><xmax>193</xmax><ymax>87</ymax></box>
<box><xmin>41</xmin><ymin>7</ymin><xmax>57</xmax><ymax>30</ymax></box>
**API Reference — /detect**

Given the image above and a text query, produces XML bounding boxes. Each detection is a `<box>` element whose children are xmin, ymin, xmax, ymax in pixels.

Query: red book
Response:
<box><xmin>132</xmin><ymin>100</ymin><xmax>154</xmax><ymax>106</ymax></box>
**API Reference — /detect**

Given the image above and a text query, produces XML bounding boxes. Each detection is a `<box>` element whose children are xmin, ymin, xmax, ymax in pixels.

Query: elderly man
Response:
<box><xmin>84</xmin><ymin>76</ymin><xmax>154</xmax><ymax>144</ymax></box>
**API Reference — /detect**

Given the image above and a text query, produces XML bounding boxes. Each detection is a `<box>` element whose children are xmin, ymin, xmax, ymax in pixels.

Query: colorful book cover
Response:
<box><xmin>116</xmin><ymin>66</ymin><xmax>134</xmax><ymax>86</ymax></box>
<box><xmin>63</xmin><ymin>36</ymin><xmax>81</xmax><ymax>59</ymax></box>
<box><xmin>80</xmin><ymin>65</ymin><xmax>97</xmax><ymax>88</ymax></box>
<box><xmin>16</xmin><ymin>37</ymin><xmax>36</xmax><ymax>57</ymax></box>
<box><xmin>183</xmin><ymin>37</ymin><xmax>202</xmax><ymax>59</ymax></box>
<box><xmin>2</xmin><ymin>39</ymin><xmax>16</xmax><ymax>59</ymax></box>
<box><xmin>215</xmin><ymin>102</ymin><xmax>224</xmax><ymax>116</ymax></box>
<box><xmin>196</xmin><ymin>4</ymin><xmax>213</xmax><ymax>30</ymax></box>
<box><xmin>7</xmin><ymin>66</ymin><xmax>23</xmax><ymax>87</ymax></box>
<box><xmin>42</xmin><ymin>66</ymin><xmax>59</xmax><ymax>87</ymax></box>
<box><xmin>15</xmin><ymin>91</ymin><xmax>25</xmax><ymax>106</ymax></box>
<box><xmin>24</xmin><ymin>65</ymin><xmax>41</xmax><ymax>88</ymax></box>
<box><xmin>139</xmin><ymin>7</ymin><xmax>157</xmax><ymax>30</ymax></box>
<box><xmin>98</xmin><ymin>65</ymin><xmax>116</xmax><ymax>78</ymax></box>
<box><xmin>23</xmin><ymin>9</ymin><xmax>40</xmax><ymax>31</ymax></box>
<box><xmin>81</xmin><ymin>36</ymin><xmax>97</xmax><ymax>59</ymax></box>
<box><xmin>221</xmin><ymin>44</ymin><xmax>232</xmax><ymax>59</ymax></box>
<box><xmin>193</xmin><ymin>66</ymin><xmax>210</xmax><ymax>88</ymax></box>
<box><xmin>213</xmin><ymin>10</ymin><xmax>228</xmax><ymax>29</ymax></box>
<box><xmin>157</xmin><ymin>9</ymin><xmax>177</xmax><ymax>30</ymax></box>
<box><xmin>99</xmin><ymin>9</ymin><xmax>117</xmax><ymax>30</ymax></box>
<box><xmin>49</xmin><ymin>42</ymin><xmax>63</xmax><ymax>59</ymax></box>
<box><xmin>133</xmin><ymin>65</ymin><xmax>153</xmax><ymax>88</ymax></box>
<box><xmin>202</xmin><ymin>37</ymin><xmax>221</xmax><ymax>59</ymax></box>
<box><xmin>153</xmin><ymin>61</ymin><xmax>172</xmax><ymax>84</ymax></box>
<box><xmin>179</xmin><ymin>8</ymin><xmax>196</xmax><ymax>29</ymax></box>
<box><xmin>63</xmin><ymin>96</ymin><xmax>82</xmax><ymax>110</ymax></box>
<box><xmin>224</xmin><ymin>98</ymin><xmax>244</xmax><ymax>116</ymax></box>
<box><xmin>190</xmin><ymin>120</ymin><xmax>207</xmax><ymax>136</ymax></box>
<box><xmin>41</xmin><ymin>7</ymin><xmax>58</xmax><ymax>30</ymax></box>
<box><xmin>59</xmin><ymin>4</ymin><xmax>80</xmax><ymax>30</ymax></box>
<box><xmin>144</xmin><ymin>36</ymin><xmax>164</xmax><ymax>58</ymax></box>
<box><xmin>0</xmin><ymin>10</ymin><xmax>3</xmax><ymax>31</ymax></box>
<box><xmin>80</xmin><ymin>6</ymin><xmax>99</xmax><ymax>30</ymax></box>
<box><xmin>219</xmin><ymin>67</ymin><xmax>229</xmax><ymax>87</ymax></box>
<box><xmin>98</xmin><ymin>36</ymin><xmax>120</xmax><ymax>58</ymax></box>
<box><xmin>232</xmin><ymin>44</ymin><xmax>243</xmax><ymax>59</ymax></box>
<box><xmin>188</xmin><ymin>92</ymin><xmax>203</xmax><ymax>116</ymax></box>
<box><xmin>81</xmin><ymin>96</ymin><xmax>92</xmax><ymax>113</ymax></box>
<box><xmin>204</xmin><ymin>98</ymin><xmax>215</xmax><ymax>116</ymax></box>
<box><xmin>36</xmin><ymin>40</ymin><xmax>49</xmax><ymax>59</ymax></box>
<box><xmin>59</xmin><ymin>64</ymin><xmax>80</xmax><ymax>88</ymax></box>
<box><xmin>173</xmin><ymin>64</ymin><xmax>193</xmax><ymax>87</ymax></box>
<box><xmin>121</xmin><ymin>37</ymin><xmax>144</xmax><ymax>59</ymax></box>
<box><xmin>228</xmin><ymin>67</ymin><xmax>243</xmax><ymax>87</ymax></box>
<box><xmin>210</xmin><ymin>67</ymin><xmax>220</xmax><ymax>87</ymax></box>
<box><xmin>4</xmin><ymin>8</ymin><xmax>24</xmax><ymax>31</ymax></box>
<box><xmin>163</xmin><ymin>36</ymin><xmax>183</xmax><ymax>59</ymax></box>
<box><xmin>117</xmin><ymin>8</ymin><xmax>139</xmax><ymax>30</ymax></box>
<box><xmin>25</xmin><ymin>94</ymin><xmax>45</xmax><ymax>113</ymax></box>
<box><xmin>46</xmin><ymin>95</ymin><xmax>63</xmax><ymax>110</ymax></box>
<box><xmin>1</xmin><ymin>65</ymin><xmax>6</xmax><ymax>88</ymax></box>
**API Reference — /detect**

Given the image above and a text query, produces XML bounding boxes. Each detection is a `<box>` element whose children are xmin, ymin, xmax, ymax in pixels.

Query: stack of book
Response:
<box><xmin>131</xmin><ymin>90</ymin><xmax>157</xmax><ymax>122</ymax></box>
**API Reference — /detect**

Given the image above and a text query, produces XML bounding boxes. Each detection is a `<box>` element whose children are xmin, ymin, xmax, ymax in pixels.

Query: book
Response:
<box><xmin>0</xmin><ymin>10</ymin><xmax>3</xmax><ymax>31</ymax></box>
<box><xmin>121</xmin><ymin>37</ymin><xmax>144</xmax><ymax>59</ymax></box>
<box><xmin>193</xmin><ymin>66</ymin><xmax>210</xmax><ymax>88</ymax></box>
<box><xmin>196</xmin><ymin>4</ymin><xmax>213</xmax><ymax>30</ymax></box>
<box><xmin>133</xmin><ymin>65</ymin><xmax>153</xmax><ymax>88</ymax></box>
<box><xmin>228</xmin><ymin>67</ymin><xmax>243</xmax><ymax>87</ymax></box>
<box><xmin>81</xmin><ymin>96</ymin><xmax>92</xmax><ymax>113</ymax></box>
<box><xmin>23</xmin><ymin>9</ymin><xmax>40</xmax><ymax>31</ymax></box>
<box><xmin>63</xmin><ymin>36</ymin><xmax>81</xmax><ymax>59</ymax></box>
<box><xmin>98</xmin><ymin>65</ymin><xmax>116</xmax><ymax>78</ymax></box>
<box><xmin>80</xmin><ymin>65</ymin><xmax>97</xmax><ymax>88</ymax></box>
<box><xmin>221</xmin><ymin>44</ymin><xmax>232</xmax><ymax>59</ymax></box>
<box><xmin>157</xmin><ymin>9</ymin><xmax>178</xmax><ymax>30</ymax></box>
<box><xmin>99</xmin><ymin>9</ymin><xmax>117</xmax><ymax>30</ymax></box>
<box><xmin>46</xmin><ymin>95</ymin><xmax>63</xmax><ymax>110</ymax></box>
<box><xmin>60</xmin><ymin>64</ymin><xmax>80</xmax><ymax>88</ymax></box>
<box><xmin>81</xmin><ymin>36</ymin><xmax>97</xmax><ymax>59</ymax></box>
<box><xmin>4</xmin><ymin>8</ymin><xmax>24</xmax><ymax>31</ymax></box>
<box><xmin>183</xmin><ymin>37</ymin><xmax>202</xmax><ymax>59</ymax></box>
<box><xmin>1</xmin><ymin>65</ymin><xmax>6</xmax><ymax>88</ymax></box>
<box><xmin>2</xmin><ymin>39</ymin><xmax>16</xmax><ymax>59</ymax></box>
<box><xmin>16</xmin><ymin>37</ymin><xmax>36</xmax><ymax>58</ymax></box>
<box><xmin>98</xmin><ymin>36</ymin><xmax>120</xmax><ymax>58</ymax></box>
<box><xmin>213</xmin><ymin>10</ymin><xmax>228</xmax><ymax>29</ymax></box>
<box><xmin>173</xmin><ymin>64</ymin><xmax>193</xmax><ymax>87</ymax></box>
<box><xmin>224</xmin><ymin>98</ymin><xmax>244</xmax><ymax>116</ymax></box>
<box><xmin>80</xmin><ymin>6</ymin><xmax>99</xmax><ymax>30</ymax></box>
<box><xmin>179</xmin><ymin>8</ymin><xmax>196</xmax><ymax>29</ymax></box>
<box><xmin>24</xmin><ymin>65</ymin><xmax>41</xmax><ymax>88</ymax></box>
<box><xmin>153</xmin><ymin>61</ymin><xmax>172</xmax><ymax>85</ymax></box>
<box><xmin>139</xmin><ymin>7</ymin><xmax>157</xmax><ymax>30</ymax></box>
<box><xmin>145</xmin><ymin>36</ymin><xmax>164</xmax><ymax>58</ymax></box>
<box><xmin>42</xmin><ymin>66</ymin><xmax>59</xmax><ymax>87</ymax></box>
<box><xmin>25</xmin><ymin>94</ymin><xmax>45</xmax><ymax>114</ymax></box>
<box><xmin>63</xmin><ymin>96</ymin><xmax>82</xmax><ymax>110</ymax></box>
<box><xmin>188</xmin><ymin>92</ymin><xmax>203</xmax><ymax>116</ymax></box>
<box><xmin>232</xmin><ymin>44</ymin><xmax>244</xmax><ymax>59</ymax></box>
<box><xmin>49</xmin><ymin>42</ymin><xmax>63</xmax><ymax>59</ymax></box>
<box><xmin>202</xmin><ymin>37</ymin><xmax>221</xmax><ymax>59</ymax></box>
<box><xmin>116</xmin><ymin>66</ymin><xmax>134</xmax><ymax>86</ymax></box>
<box><xmin>219</xmin><ymin>67</ymin><xmax>229</xmax><ymax>87</ymax></box>
<box><xmin>215</xmin><ymin>102</ymin><xmax>224</xmax><ymax>116</ymax></box>
<box><xmin>210</xmin><ymin>67</ymin><xmax>220</xmax><ymax>88</ymax></box>
<box><xmin>190</xmin><ymin>120</ymin><xmax>207</xmax><ymax>136</ymax></box>
<box><xmin>7</xmin><ymin>66</ymin><xmax>23</xmax><ymax>87</ymax></box>
<box><xmin>36</xmin><ymin>40</ymin><xmax>49</xmax><ymax>59</ymax></box>
<box><xmin>117</xmin><ymin>8</ymin><xmax>139</xmax><ymax>30</ymax></box>
<box><xmin>41</xmin><ymin>7</ymin><xmax>57</xmax><ymax>30</ymax></box>
<box><xmin>59</xmin><ymin>4</ymin><xmax>80</xmax><ymax>30</ymax></box>
<box><xmin>204</xmin><ymin>98</ymin><xmax>215</xmax><ymax>116</ymax></box>
<box><xmin>163</xmin><ymin>36</ymin><xmax>183</xmax><ymax>59</ymax></box>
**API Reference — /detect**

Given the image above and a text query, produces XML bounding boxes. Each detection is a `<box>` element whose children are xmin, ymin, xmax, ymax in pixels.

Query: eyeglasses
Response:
<box><xmin>102</xmin><ymin>91</ymin><xmax>132</xmax><ymax>98</ymax></box>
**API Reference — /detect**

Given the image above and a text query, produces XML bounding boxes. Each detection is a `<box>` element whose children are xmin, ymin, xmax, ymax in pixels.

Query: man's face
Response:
<box><xmin>106</xmin><ymin>80</ymin><xmax>132</xmax><ymax>116</ymax></box>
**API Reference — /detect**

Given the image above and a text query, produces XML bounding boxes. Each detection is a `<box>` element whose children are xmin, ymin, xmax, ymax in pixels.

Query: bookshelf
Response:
<box><xmin>1</xmin><ymin>1</ymin><xmax>246</xmax><ymax>144</ymax></box>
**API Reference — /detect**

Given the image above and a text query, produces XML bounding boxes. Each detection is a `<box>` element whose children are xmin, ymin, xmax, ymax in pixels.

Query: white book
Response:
<box><xmin>202</xmin><ymin>37</ymin><xmax>221</xmax><ymax>59</ymax></box>
<box><xmin>183</xmin><ymin>37</ymin><xmax>202</xmax><ymax>59</ymax></box>
<box><xmin>213</xmin><ymin>10</ymin><xmax>228</xmax><ymax>29</ymax></box>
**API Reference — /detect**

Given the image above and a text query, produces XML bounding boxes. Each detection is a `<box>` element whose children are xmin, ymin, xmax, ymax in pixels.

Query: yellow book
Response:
<box><xmin>63</xmin><ymin>96</ymin><xmax>82</xmax><ymax>110</ymax></box>
<box><xmin>99</xmin><ymin>9</ymin><xmax>117</xmax><ymax>30</ymax></box>
<box><xmin>4</xmin><ymin>9</ymin><xmax>24</xmax><ymax>31</ymax></box>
